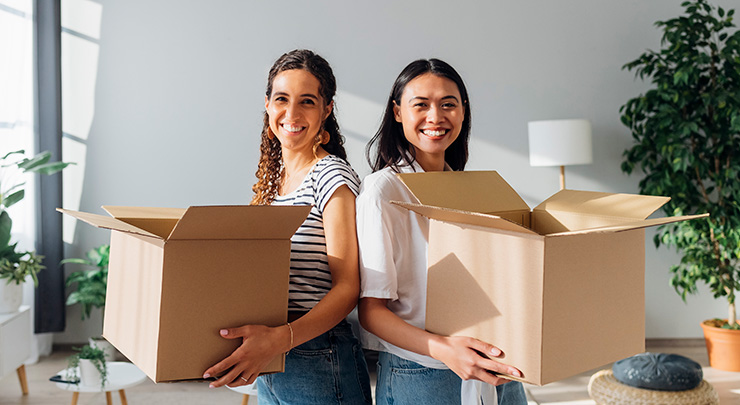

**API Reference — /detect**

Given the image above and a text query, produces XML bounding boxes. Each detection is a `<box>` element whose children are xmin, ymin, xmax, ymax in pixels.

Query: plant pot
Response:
<box><xmin>79</xmin><ymin>358</ymin><xmax>106</xmax><ymax>388</ymax></box>
<box><xmin>89</xmin><ymin>337</ymin><xmax>117</xmax><ymax>361</ymax></box>
<box><xmin>700</xmin><ymin>319</ymin><xmax>740</xmax><ymax>372</ymax></box>
<box><xmin>0</xmin><ymin>282</ymin><xmax>22</xmax><ymax>314</ymax></box>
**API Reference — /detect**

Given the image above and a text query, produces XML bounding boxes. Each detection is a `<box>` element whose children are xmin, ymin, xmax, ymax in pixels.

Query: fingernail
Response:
<box><xmin>490</xmin><ymin>347</ymin><xmax>501</xmax><ymax>356</ymax></box>
<box><xmin>209</xmin><ymin>383</ymin><xmax>215</xmax><ymax>388</ymax></box>
<box><xmin>220</xmin><ymin>329</ymin><xmax>228</xmax><ymax>336</ymax></box>
<box><xmin>203</xmin><ymin>373</ymin><xmax>210</xmax><ymax>379</ymax></box>
<box><xmin>511</xmin><ymin>369</ymin><xmax>522</xmax><ymax>377</ymax></box>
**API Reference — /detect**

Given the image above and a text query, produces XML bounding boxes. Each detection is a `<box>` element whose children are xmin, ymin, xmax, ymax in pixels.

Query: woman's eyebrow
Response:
<box><xmin>408</xmin><ymin>95</ymin><xmax>459</xmax><ymax>104</ymax></box>
<box><xmin>271</xmin><ymin>92</ymin><xmax>319</xmax><ymax>100</ymax></box>
<box><xmin>408</xmin><ymin>96</ymin><xmax>428</xmax><ymax>105</ymax></box>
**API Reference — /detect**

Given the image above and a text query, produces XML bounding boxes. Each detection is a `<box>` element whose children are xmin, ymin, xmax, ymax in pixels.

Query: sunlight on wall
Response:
<box><xmin>61</xmin><ymin>0</ymin><xmax>102</xmax><ymax>244</ymax></box>
<box><xmin>334</xmin><ymin>89</ymin><xmax>383</xmax><ymax>177</ymax></box>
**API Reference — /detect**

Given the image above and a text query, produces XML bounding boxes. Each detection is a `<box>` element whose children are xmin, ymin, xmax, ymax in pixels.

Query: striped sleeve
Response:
<box><xmin>313</xmin><ymin>156</ymin><xmax>361</xmax><ymax>213</ymax></box>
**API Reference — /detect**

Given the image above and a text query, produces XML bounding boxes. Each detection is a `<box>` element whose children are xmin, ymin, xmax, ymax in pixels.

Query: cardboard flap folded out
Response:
<box><xmin>56</xmin><ymin>208</ymin><xmax>160</xmax><ymax>239</ymax></box>
<box><xmin>102</xmin><ymin>206</ymin><xmax>187</xmax><ymax>219</ymax></box>
<box><xmin>534</xmin><ymin>190</ymin><xmax>670</xmax><ymax>220</ymax></box>
<box><xmin>392</xmin><ymin>202</ymin><xmax>538</xmax><ymax>236</ymax></box>
<box><xmin>548</xmin><ymin>213</ymin><xmax>710</xmax><ymax>237</ymax></box>
<box><xmin>396</xmin><ymin>171</ymin><xmax>530</xmax><ymax>215</ymax></box>
<box><xmin>167</xmin><ymin>205</ymin><xmax>311</xmax><ymax>240</ymax></box>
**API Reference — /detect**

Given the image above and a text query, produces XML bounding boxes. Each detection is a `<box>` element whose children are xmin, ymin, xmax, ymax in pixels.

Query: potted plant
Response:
<box><xmin>0</xmin><ymin>150</ymin><xmax>72</xmax><ymax>313</ymax></box>
<box><xmin>67</xmin><ymin>343</ymin><xmax>108</xmax><ymax>389</ymax></box>
<box><xmin>63</xmin><ymin>244</ymin><xmax>116</xmax><ymax>359</ymax></box>
<box><xmin>620</xmin><ymin>0</ymin><xmax>740</xmax><ymax>370</ymax></box>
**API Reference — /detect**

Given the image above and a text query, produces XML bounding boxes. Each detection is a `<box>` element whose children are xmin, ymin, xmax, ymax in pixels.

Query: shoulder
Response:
<box><xmin>312</xmin><ymin>155</ymin><xmax>361</xmax><ymax>196</ymax></box>
<box><xmin>358</xmin><ymin>166</ymin><xmax>409</xmax><ymax>203</ymax></box>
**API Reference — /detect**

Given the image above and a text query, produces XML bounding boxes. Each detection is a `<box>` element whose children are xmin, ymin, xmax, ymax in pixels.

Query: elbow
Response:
<box><xmin>357</xmin><ymin>298</ymin><xmax>371</xmax><ymax>331</ymax></box>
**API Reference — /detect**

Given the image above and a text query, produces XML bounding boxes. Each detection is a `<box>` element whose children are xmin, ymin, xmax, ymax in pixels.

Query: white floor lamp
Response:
<box><xmin>528</xmin><ymin>119</ymin><xmax>593</xmax><ymax>190</ymax></box>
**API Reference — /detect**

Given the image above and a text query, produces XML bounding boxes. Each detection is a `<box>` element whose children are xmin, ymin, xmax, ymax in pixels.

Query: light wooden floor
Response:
<box><xmin>1</xmin><ymin>340</ymin><xmax>738</xmax><ymax>404</ymax></box>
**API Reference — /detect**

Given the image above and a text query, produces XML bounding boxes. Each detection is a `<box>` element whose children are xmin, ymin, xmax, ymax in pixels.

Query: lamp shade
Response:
<box><xmin>528</xmin><ymin>119</ymin><xmax>593</xmax><ymax>166</ymax></box>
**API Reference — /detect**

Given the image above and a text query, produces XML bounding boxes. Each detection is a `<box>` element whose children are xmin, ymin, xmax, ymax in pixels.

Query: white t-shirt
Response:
<box><xmin>356</xmin><ymin>160</ymin><xmax>448</xmax><ymax>368</ymax></box>
<box><xmin>357</xmin><ymin>160</ymin><xmax>499</xmax><ymax>404</ymax></box>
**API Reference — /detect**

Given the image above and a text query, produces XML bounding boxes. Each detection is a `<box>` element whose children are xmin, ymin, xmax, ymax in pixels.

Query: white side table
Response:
<box><xmin>55</xmin><ymin>361</ymin><xmax>147</xmax><ymax>405</ymax></box>
<box><xmin>0</xmin><ymin>305</ymin><xmax>31</xmax><ymax>395</ymax></box>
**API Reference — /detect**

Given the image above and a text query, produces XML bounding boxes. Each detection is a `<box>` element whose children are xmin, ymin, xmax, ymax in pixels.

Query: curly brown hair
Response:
<box><xmin>251</xmin><ymin>49</ymin><xmax>347</xmax><ymax>205</ymax></box>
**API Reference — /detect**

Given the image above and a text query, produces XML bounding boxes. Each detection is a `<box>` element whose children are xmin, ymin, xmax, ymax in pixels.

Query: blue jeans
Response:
<box><xmin>257</xmin><ymin>319</ymin><xmax>372</xmax><ymax>404</ymax></box>
<box><xmin>375</xmin><ymin>351</ymin><xmax>527</xmax><ymax>405</ymax></box>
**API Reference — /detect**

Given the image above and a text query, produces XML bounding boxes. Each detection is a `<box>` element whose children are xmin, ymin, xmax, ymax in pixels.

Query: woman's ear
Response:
<box><xmin>324</xmin><ymin>100</ymin><xmax>334</xmax><ymax>120</ymax></box>
<box><xmin>393</xmin><ymin>101</ymin><xmax>401</xmax><ymax>123</ymax></box>
<box><xmin>265</xmin><ymin>95</ymin><xmax>269</xmax><ymax>110</ymax></box>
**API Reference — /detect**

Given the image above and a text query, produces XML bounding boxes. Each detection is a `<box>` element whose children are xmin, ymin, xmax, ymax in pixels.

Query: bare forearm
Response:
<box><xmin>290</xmin><ymin>282</ymin><xmax>358</xmax><ymax>348</ymax></box>
<box><xmin>358</xmin><ymin>297</ymin><xmax>438</xmax><ymax>357</ymax></box>
<box><xmin>358</xmin><ymin>297</ymin><xmax>521</xmax><ymax>383</ymax></box>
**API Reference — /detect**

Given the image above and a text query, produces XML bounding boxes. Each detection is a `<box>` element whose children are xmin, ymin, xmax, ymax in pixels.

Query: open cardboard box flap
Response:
<box><xmin>548</xmin><ymin>213</ymin><xmax>709</xmax><ymax>236</ymax></box>
<box><xmin>56</xmin><ymin>208</ymin><xmax>160</xmax><ymax>239</ymax></box>
<box><xmin>392</xmin><ymin>202</ymin><xmax>539</xmax><ymax>236</ymax></box>
<box><xmin>393</xmin><ymin>171</ymin><xmax>708</xmax><ymax>236</ymax></box>
<box><xmin>533</xmin><ymin>189</ymin><xmax>669</xmax><ymax>219</ymax></box>
<box><xmin>58</xmin><ymin>205</ymin><xmax>311</xmax><ymax>241</ymax></box>
<box><xmin>395</xmin><ymin>171</ymin><xmax>530</xmax><ymax>214</ymax></box>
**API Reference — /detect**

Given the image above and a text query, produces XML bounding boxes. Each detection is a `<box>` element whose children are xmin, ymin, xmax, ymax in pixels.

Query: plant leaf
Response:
<box><xmin>2</xmin><ymin>190</ymin><xmax>24</xmax><ymax>209</ymax></box>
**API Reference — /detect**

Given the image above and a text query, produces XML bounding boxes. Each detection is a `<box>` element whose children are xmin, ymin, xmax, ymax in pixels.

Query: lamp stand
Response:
<box><xmin>559</xmin><ymin>165</ymin><xmax>565</xmax><ymax>190</ymax></box>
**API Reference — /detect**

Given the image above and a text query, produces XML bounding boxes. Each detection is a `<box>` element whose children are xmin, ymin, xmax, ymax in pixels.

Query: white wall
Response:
<box><xmin>56</xmin><ymin>0</ymin><xmax>729</xmax><ymax>343</ymax></box>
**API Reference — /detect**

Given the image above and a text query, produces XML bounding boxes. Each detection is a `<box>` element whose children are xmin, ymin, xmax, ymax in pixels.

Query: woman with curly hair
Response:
<box><xmin>205</xmin><ymin>49</ymin><xmax>371</xmax><ymax>405</ymax></box>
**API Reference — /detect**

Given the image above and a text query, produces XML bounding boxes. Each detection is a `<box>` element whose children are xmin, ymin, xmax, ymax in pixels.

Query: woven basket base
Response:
<box><xmin>588</xmin><ymin>369</ymin><xmax>719</xmax><ymax>405</ymax></box>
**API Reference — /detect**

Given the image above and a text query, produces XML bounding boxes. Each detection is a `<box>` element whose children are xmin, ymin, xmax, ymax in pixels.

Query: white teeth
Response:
<box><xmin>282</xmin><ymin>124</ymin><xmax>304</xmax><ymax>133</ymax></box>
<box><xmin>422</xmin><ymin>129</ymin><xmax>446</xmax><ymax>137</ymax></box>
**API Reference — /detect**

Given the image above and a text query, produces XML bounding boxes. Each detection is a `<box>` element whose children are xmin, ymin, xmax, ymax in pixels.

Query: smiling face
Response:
<box><xmin>393</xmin><ymin>73</ymin><xmax>464</xmax><ymax>171</ymax></box>
<box><xmin>265</xmin><ymin>69</ymin><xmax>333</xmax><ymax>155</ymax></box>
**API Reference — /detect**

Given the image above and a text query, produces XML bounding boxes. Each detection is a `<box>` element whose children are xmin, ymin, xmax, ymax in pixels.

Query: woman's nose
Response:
<box><xmin>285</xmin><ymin>102</ymin><xmax>301</xmax><ymax>119</ymax></box>
<box><xmin>426</xmin><ymin>106</ymin><xmax>442</xmax><ymax>123</ymax></box>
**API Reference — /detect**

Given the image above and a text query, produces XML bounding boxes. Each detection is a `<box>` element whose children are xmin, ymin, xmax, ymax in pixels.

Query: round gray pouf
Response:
<box><xmin>612</xmin><ymin>352</ymin><xmax>702</xmax><ymax>391</ymax></box>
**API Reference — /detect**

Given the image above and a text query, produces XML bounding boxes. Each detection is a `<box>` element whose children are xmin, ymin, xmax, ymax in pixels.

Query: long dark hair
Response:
<box><xmin>366</xmin><ymin>58</ymin><xmax>471</xmax><ymax>172</ymax></box>
<box><xmin>252</xmin><ymin>49</ymin><xmax>347</xmax><ymax>205</ymax></box>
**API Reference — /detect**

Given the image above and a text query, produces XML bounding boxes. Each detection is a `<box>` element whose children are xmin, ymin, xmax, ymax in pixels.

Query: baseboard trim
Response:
<box><xmin>646</xmin><ymin>338</ymin><xmax>705</xmax><ymax>348</ymax></box>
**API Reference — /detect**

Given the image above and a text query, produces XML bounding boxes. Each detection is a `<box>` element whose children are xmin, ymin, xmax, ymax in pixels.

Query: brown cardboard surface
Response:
<box><xmin>394</xmin><ymin>171</ymin><xmax>705</xmax><ymax>385</ymax></box>
<box><xmin>533</xmin><ymin>189</ymin><xmax>669</xmax><ymax>219</ymax></box>
<box><xmin>396</xmin><ymin>171</ymin><xmax>529</xmax><ymax>214</ymax></box>
<box><xmin>60</xmin><ymin>205</ymin><xmax>310</xmax><ymax>383</ymax></box>
<box><xmin>57</xmin><ymin>209</ymin><xmax>160</xmax><ymax>238</ymax></box>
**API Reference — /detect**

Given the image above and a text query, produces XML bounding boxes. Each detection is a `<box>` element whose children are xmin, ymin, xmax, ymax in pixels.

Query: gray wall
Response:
<box><xmin>56</xmin><ymin>0</ymin><xmax>728</xmax><ymax>343</ymax></box>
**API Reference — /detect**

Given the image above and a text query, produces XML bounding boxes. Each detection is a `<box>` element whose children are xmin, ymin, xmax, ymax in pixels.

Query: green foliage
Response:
<box><xmin>0</xmin><ymin>250</ymin><xmax>44</xmax><ymax>286</ymax></box>
<box><xmin>621</xmin><ymin>0</ymin><xmax>740</xmax><ymax>322</ymax></box>
<box><xmin>0</xmin><ymin>150</ymin><xmax>72</xmax><ymax>286</ymax></box>
<box><xmin>63</xmin><ymin>244</ymin><xmax>110</xmax><ymax>320</ymax></box>
<box><xmin>67</xmin><ymin>344</ymin><xmax>108</xmax><ymax>389</ymax></box>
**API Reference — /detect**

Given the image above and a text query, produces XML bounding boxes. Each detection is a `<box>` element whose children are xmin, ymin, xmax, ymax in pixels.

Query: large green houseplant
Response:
<box><xmin>63</xmin><ymin>244</ymin><xmax>117</xmax><ymax>359</ymax></box>
<box><xmin>620</xmin><ymin>0</ymin><xmax>740</xmax><ymax>368</ymax></box>
<box><xmin>0</xmin><ymin>150</ymin><xmax>72</xmax><ymax>311</ymax></box>
<box><xmin>63</xmin><ymin>244</ymin><xmax>110</xmax><ymax>320</ymax></box>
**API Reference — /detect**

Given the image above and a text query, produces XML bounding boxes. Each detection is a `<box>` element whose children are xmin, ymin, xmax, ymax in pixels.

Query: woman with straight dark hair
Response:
<box><xmin>205</xmin><ymin>49</ymin><xmax>372</xmax><ymax>405</ymax></box>
<box><xmin>357</xmin><ymin>58</ymin><xmax>527</xmax><ymax>404</ymax></box>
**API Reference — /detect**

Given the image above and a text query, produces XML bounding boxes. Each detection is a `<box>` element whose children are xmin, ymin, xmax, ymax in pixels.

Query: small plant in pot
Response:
<box><xmin>67</xmin><ymin>344</ymin><xmax>108</xmax><ymax>389</ymax></box>
<box><xmin>0</xmin><ymin>150</ymin><xmax>72</xmax><ymax>313</ymax></box>
<box><xmin>63</xmin><ymin>244</ymin><xmax>116</xmax><ymax>359</ymax></box>
<box><xmin>620</xmin><ymin>0</ymin><xmax>740</xmax><ymax>370</ymax></box>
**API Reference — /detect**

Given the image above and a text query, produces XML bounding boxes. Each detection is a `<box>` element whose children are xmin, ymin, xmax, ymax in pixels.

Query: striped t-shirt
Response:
<box><xmin>272</xmin><ymin>154</ymin><xmax>361</xmax><ymax>312</ymax></box>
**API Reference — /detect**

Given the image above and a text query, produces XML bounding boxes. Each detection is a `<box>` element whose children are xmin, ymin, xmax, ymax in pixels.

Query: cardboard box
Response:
<box><xmin>59</xmin><ymin>205</ymin><xmax>310</xmax><ymax>383</ymax></box>
<box><xmin>393</xmin><ymin>171</ymin><xmax>707</xmax><ymax>385</ymax></box>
